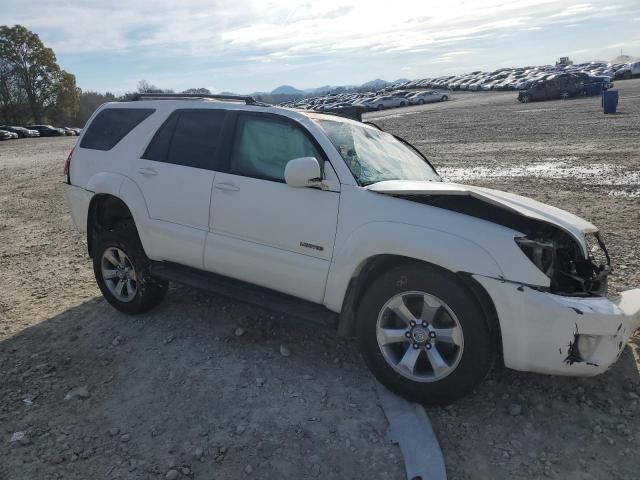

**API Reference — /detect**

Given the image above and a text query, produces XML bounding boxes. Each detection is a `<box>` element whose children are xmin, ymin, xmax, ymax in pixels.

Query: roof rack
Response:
<box><xmin>131</xmin><ymin>93</ymin><xmax>263</xmax><ymax>105</ymax></box>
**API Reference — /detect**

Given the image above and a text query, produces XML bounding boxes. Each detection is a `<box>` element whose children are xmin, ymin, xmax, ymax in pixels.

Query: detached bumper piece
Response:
<box><xmin>475</xmin><ymin>275</ymin><xmax>640</xmax><ymax>376</ymax></box>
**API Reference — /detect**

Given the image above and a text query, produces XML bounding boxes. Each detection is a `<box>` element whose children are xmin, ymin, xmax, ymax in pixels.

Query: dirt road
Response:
<box><xmin>1</xmin><ymin>81</ymin><xmax>639</xmax><ymax>480</ymax></box>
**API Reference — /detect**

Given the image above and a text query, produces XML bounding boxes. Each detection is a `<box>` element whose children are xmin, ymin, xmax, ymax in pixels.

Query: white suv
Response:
<box><xmin>66</xmin><ymin>94</ymin><xmax>640</xmax><ymax>404</ymax></box>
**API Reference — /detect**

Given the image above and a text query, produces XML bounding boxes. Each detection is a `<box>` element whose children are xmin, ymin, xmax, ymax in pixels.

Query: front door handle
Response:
<box><xmin>214</xmin><ymin>182</ymin><xmax>240</xmax><ymax>192</ymax></box>
<box><xmin>138</xmin><ymin>167</ymin><xmax>158</xmax><ymax>176</ymax></box>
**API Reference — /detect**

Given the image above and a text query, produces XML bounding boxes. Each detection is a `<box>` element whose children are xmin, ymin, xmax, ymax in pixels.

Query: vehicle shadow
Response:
<box><xmin>0</xmin><ymin>289</ymin><xmax>400</xmax><ymax>480</ymax></box>
<box><xmin>1</xmin><ymin>288</ymin><xmax>638</xmax><ymax>479</ymax></box>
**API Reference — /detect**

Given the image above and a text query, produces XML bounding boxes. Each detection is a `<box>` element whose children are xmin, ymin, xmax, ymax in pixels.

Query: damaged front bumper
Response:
<box><xmin>474</xmin><ymin>275</ymin><xmax>640</xmax><ymax>376</ymax></box>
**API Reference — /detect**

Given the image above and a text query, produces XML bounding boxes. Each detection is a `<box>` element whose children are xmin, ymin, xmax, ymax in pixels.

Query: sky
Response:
<box><xmin>3</xmin><ymin>0</ymin><xmax>640</xmax><ymax>94</ymax></box>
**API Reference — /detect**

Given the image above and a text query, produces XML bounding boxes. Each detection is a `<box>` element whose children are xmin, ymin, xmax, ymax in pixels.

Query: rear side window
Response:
<box><xmin>80</xmin><ymin>108</ymin><xmax>154</xmax><ymax>151</ymax></box>
<box><xmin>142</xmin><ymin>109</ymin><xmax>226</xmax><ymax>170</ymax></box>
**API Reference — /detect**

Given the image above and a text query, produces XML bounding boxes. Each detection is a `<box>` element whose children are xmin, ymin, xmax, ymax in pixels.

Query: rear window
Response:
<box><xmin>142</xmin><ymin>109</ymin><xmax>226</xmax><ymax>170</ymax></box>
<box><xmin>80</xmin><ymin>108</ymin><xmax>155</xmax><ymax>151</ymax></box>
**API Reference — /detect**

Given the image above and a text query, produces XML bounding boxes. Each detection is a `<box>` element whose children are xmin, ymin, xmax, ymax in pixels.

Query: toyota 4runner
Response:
<box><xmin>65</xmin><ymin>94</ymin><xmax>640</xmax><ymax>404</ymax></box>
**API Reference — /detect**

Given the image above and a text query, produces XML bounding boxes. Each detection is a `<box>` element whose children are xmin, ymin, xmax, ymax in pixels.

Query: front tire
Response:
<box><xmin>93</xmin><ymin>220</ymin><xmax>168</xmax><ymax>314</ymax></box>
<box><xmin>357</xmin><ymin>265</ymin><xmax>495</xmax><ymax>404</ymax></box>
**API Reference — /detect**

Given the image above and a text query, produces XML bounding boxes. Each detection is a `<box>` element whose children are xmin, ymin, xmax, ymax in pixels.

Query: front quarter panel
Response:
<box><xmin>324</xmin><ymin>186</ymin><xmax>551</xmax><ymax>312</ymax></box>
<box><xmin>324</xmin><ymin>220</ymin><xmax>504</xmax><ymax>311</ymax></box>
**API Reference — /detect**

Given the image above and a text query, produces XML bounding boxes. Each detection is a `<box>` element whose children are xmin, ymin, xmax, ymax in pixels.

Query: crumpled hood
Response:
<box><xmin>366</xmin><ymin>180</ymin><xmax>597</xmax><ymax>251</ymax></box>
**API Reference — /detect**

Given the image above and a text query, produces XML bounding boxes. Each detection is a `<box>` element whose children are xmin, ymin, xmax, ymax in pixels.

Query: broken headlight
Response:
<box><xmin>515</xmin><ymin>237</ymin><xmax>555</xmax><ymax>277</ymax></box>
<box><xmin>516</xmin><ymin>233</ymin><xmax>610</xmax><ymax>295</ymax></box>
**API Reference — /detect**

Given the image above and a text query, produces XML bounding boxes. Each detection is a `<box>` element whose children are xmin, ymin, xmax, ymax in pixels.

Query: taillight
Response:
<box><xmin>64</xmin><ymin>147</ymin><xmax>74</xmax><ymax>184</ymax></box>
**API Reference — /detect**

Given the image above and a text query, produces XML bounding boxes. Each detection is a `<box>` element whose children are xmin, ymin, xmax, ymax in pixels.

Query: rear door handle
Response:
<box><xmin>138</xmin><ymin>167</ymin><xmax>158</xmax><ymax>176</ymax></box>
<box><xmin>214</xmin><ymin>182</ymin><xmax>240</xmax><ymax>192</ymax></box>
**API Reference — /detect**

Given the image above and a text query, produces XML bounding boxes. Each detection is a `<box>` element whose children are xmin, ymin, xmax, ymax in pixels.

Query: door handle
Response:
<box><xmin>138</xmin><ymin>167</ymin><xmax>158</xmax><ymax>176</ymax></box>
<box><xmin>214</xmin><ymin>182</ymin><xmax>240</xmax><ymax>192</ymax></box>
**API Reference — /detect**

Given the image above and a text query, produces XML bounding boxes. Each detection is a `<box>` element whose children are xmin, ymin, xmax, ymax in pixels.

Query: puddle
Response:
<box><xmin>438</xmin><ymin>159</ymin><xmax>640</xmax><ymax>198</ymax></box>
<box><xmin>608</xmin><ymin>189</ymin><xmax>640</xmax><ymax>198</ymax></box>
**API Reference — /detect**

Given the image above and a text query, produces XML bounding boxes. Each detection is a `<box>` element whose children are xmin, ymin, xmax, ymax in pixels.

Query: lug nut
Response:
<box><xmin>425</xmin><ymin>343</ymin><xmax>432</xmax><ymax>350</ymax></box>
<box><xmin>405</xmin><ymin>331</ymin><xmax>411</xmax><ymax>338</ymax></box>
<box><xmin>429</xmin><ymin>331</ymin><xmax>436</xmax><ymax>338</ymax></box>
<box><xmin>409</xmin><ymin>321</ymin><xmax>416</xmax><ymax>328</ymax></box>
<box><xmin>421</xmin><ymin>321</ymin><xmax>427</xmax><ymax>327</ymax></box>
<box><xmin>412</xmin><ymin>343</ymin><xmax>419</xmax><ymax>349</ymax></box>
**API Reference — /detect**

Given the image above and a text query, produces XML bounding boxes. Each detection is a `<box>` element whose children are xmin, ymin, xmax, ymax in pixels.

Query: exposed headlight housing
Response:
<box><xmin>515</xmin><ymin>233</ymin><xmax>610</xmax><ymax>296</ymax></box>
<box><xmin>515</xmin><ymin>237</ymin><xmax>555</xmax><ymax>277</ymax></box>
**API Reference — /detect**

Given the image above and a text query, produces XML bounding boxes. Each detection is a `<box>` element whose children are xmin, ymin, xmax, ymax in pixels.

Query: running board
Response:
<box><xmin>149</xmin><ymin>262</ymin><xmax>338</xmax><ymax>327</ymax></box>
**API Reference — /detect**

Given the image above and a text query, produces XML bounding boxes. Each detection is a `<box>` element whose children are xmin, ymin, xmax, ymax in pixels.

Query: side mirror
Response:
<box><xmin>284</xmin><ymin>157</ymin><xmax>322</xmax><ymax>188</ymax></box>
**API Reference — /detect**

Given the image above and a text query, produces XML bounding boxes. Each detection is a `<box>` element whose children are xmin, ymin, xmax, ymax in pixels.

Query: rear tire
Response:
<box><xmin>441</xmin><ymin>96</ymin><xmax>448</xmax><ymax>101</ymax></box>
<box><xmin>377</xmin><ymin>104</ymin><xmax>384</xmax><ymax>110</ymax></box>
<box><xmin>357</xmin><ymin>265</ymin><xmax>495</xmax><ymax>405</ymax></box>
<box><xmin>93</xmin><ymin>220</ymin><xmax>168</xmax><ymax>314</ymax></box>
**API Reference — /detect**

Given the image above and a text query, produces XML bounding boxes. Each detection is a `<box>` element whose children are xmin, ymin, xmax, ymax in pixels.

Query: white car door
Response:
<box><xmin>205</xmin><ymin>112</ymin><xmax>340</xmax><ymax>303</ymax></box>
<box><xmin>132</xmin><ymin>108</ymin><xmax>227</xmax><ymax>268</ymax></box>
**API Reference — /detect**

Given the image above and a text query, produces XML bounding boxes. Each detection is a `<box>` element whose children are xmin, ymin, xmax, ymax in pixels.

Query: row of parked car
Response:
<box><xmin>282</xmin><ymin>90</ymin><xmax>449</xmax><ymax>112</ymax></box>
<box><xmin>393</xmin><ymin>61</ymin><xmax>626</xmax><ymax>92</ymax></box>
<box><xmin>281</xmin><ymin>60</ymin><xmax>632</xmax><ymax>113</ymax></box>
<box><xmin>0</xmin><ymin>124</ymin><xmax>82</xmax><ymax>140</ymax></box>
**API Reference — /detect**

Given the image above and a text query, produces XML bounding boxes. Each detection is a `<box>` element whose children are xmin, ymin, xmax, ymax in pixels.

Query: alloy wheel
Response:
<box><xmin>376</xmin><ymin>291</ymin><xmax>464</xmax><ymax>382</ymax></box>
<box><xmin>101</xmin><ymin>247</ymin><xmax>138</xmax><ymax>302</ymax></box>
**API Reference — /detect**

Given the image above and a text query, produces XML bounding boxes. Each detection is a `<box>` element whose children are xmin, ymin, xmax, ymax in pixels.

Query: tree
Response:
<box><xmin>75</xmin><ymin>90</ymin><xmax>116</xmax><ymax>126</ymax></box>
<box><xmin>0</xmin><ymin>25</ymin><xmax>61</xmax><ymax>122</ymax></box>
<box><xmin>182</xmin><ymin>87</ymin><xmax>211</xmax><ymax>94</ymax></box>
<box><xmin>49</xmin><ymin>71</ymin><xmax>81</xmax><ymax>125</ymax></box>
<box><xmin>137</xmin><ymin>80</ymin><xmax>162</xmax><ymax>94</ymax></box>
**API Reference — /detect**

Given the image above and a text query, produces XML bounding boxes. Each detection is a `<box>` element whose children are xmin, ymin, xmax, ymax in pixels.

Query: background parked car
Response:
<box><xmin>0</xmin><ymin>129</ymin><xmax>17</xmax><ymax>140</ymax></box>
<box><xmin>0</xmin><ymin>125</ymin><xmax>40</xmax><ymax>138</ymax></box>
<box><xmin>408</xmin><ymin>91</ymin><xmax>449</xmax><ymax>104</ymax></box>
<box><xmin>63</xmin><ymin>127</ymin><xmax>80</xmax><ymax>136</ymax></box>
<box><xmin>518</xmin><ymin>74</ymin><xmax>580</xmax><ymax>102</ymax></box>
<box><xmin>27</xmin><ymin>125</ymin><xmax>66</xmax><ymax>137</ymax></box>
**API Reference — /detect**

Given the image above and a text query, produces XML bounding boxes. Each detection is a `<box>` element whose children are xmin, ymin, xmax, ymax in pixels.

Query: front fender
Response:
<box><xmin>324</xmin><ymin>221</ymin><xmax>505</xmax><ymax>312</ymax></box>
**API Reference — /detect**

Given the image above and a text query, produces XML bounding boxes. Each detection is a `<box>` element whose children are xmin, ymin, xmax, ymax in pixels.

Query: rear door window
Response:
<box><xmin>81</xmin><ymin>108</ymin><xmax>154</xmax><ymax>151</ymax></box>
<box><xmin>142</xmin><ymin>109</ymin><xmax>226</xmax><ymax>170</ymax></box>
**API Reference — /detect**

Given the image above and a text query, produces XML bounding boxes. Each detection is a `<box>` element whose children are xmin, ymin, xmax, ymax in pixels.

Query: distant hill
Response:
<box><xmin>270</xmin><ymin>85</ymin><xmax>305</xmax><ymax>95</ymax></box>
<box><xmin>361</xmin><ymin>78</ymin><xmax>391</xmax><ymax>90</ymax></box>
<box><xmin>224</xmin><ymin>78</ymin><xmax>396</xmax><ymax>103</ymax></box>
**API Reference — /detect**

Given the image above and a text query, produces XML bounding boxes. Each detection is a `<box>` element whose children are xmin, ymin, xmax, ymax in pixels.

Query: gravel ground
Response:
<box><xmin>1</xmin><ymin>80</ymin><xmax>639</xmax><ymax>480</ymax></box>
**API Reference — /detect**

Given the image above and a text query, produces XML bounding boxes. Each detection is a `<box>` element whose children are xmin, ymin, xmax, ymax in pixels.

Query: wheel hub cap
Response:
<box><xmin>410</xmin><ymin>327</ymin><xmax>430</xmax><ymax>344</ymax></box>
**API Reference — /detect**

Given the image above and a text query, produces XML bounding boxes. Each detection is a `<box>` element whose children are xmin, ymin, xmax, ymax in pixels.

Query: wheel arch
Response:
<box><xmin>336</xmin><ymin>254</ymin><xmax>502</xmax><ymax>358</ymax></box>
<box><xmin>87</xmin><ymin>194</ymin><xmax>135</xmax><ymax>257</ymax></box>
